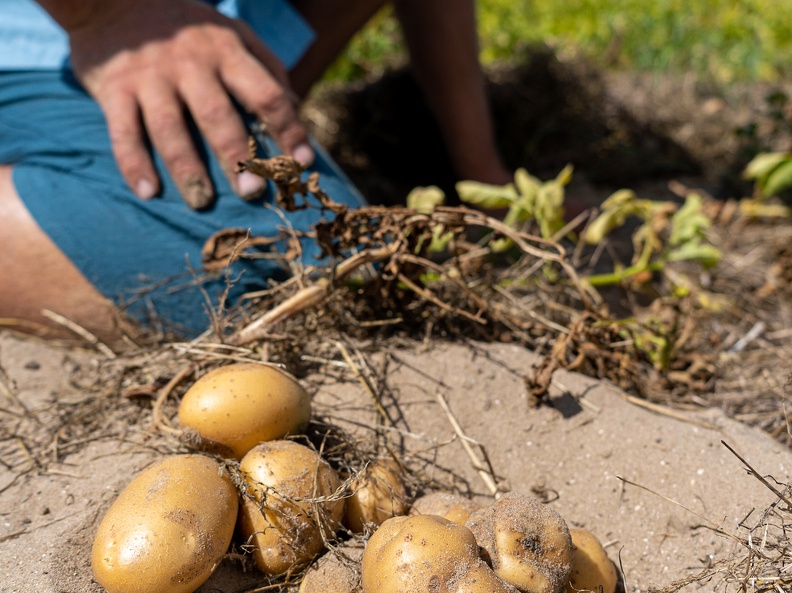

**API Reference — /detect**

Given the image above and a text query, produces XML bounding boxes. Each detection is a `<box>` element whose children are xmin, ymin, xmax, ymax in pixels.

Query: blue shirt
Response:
<box><xmin>0</xmin><ymin>0</ymin><xmax>315</xmax><ymax>70</ymax></box>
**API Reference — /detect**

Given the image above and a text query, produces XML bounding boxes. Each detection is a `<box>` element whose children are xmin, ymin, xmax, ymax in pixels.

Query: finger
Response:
<box><xmin>221</xmin><ymin>26</ymin><xmax>314</xmax><ymax>166</ymax></box>
<box><xmin>226</xmin><ymin>58</ymin><xmax>314</xmax><ymax>166</ymax></box>
<box><xmin>99</xmin><ymin>91</ymin><xmax>160</xmax><ymax>200</ymax></box>
<box><xmin>233</xmin><ymin>22</ymin><xmax>294</xmax><ymax>90</ymax></box>
<box><xmin>179</xmin><ymin>68</ymin><xmax>265</xmax><ymax>199</ymax></box>
<box><xmin>137</xmin><ymin>81</ymin><xmax>214</xmax><ymax>209</ymax></box>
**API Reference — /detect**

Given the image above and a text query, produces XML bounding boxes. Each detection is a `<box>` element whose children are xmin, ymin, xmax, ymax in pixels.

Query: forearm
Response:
<box><xmin>394</xmin><ymin>0</ymin><xmax>508</xmax><ymax>183</ymax></box>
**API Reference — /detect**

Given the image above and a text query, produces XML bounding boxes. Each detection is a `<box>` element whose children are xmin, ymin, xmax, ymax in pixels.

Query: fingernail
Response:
<box><xmin>135</xmin><ymin>178</ymin><xmax>157</xmax><ymax>200</ymax></box>
<box><xmin>236</xmin><ymin>170</ymin><xmax>266</xmax><ymax>199</ymax></box>
<box><xmin>183</xmin><ymin>177</ymin><xmax>213</xmax><ymax>210</ymax></box>
<box><xmin>292</xmin><ymin>143</ymin><xmax>314</xmax><ymax>167</ymax></box>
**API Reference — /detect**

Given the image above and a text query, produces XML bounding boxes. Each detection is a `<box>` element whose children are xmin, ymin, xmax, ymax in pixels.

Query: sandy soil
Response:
<box><xmin>1</xmin><ymin>332</ymin><xmax>789</xmax><ymax>593</ymax></box>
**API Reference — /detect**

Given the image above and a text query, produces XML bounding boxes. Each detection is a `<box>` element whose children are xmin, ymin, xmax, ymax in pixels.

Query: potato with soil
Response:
<box><xmin>344</xmin><ymin>459</ymin><xmax>409</xmax><ymax>533</ymax></box>
<box><xmin>238</xmin><ymin>440</ymin><xmax>345</xmax><ymax>575</ymax></box>
<box><xmin>565</xmin><ymin>528</ymin><xmax>617</xmax><ymax>593</ymax></box>
<box><xmin>91</xmin><ymin>454</ymin><xmax>238</xmax><ymax>593</ymax></box>
<box><xmin>178</xmin><ymin>362</ymin><xmax>311</xmax><ymax>459</ymax></box>
<box><xmin>465</xmin><ymin>492</ymin><xmax>573</xmax><ymax>593</ymax></box>
<box><xmin>361</xmin><ymin>514</ymin><xmax>518</xmax><ymax>593</ymax></box>
<box><xmin>410</xmin><ymin>491</ymin><xmax>482</xmax><ymax>524</ymax></box>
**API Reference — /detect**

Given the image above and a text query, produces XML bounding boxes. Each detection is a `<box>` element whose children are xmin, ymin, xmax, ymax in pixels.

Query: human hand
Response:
<box><xmin>59</xmin><ymin>0</ymin><xmax>314</xmax><ymax>208</ymax></box>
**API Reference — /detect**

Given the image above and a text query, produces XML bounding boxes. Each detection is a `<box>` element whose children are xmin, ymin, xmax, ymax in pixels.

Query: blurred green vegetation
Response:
<box><xmin>325</xmin><ymin>0</ymin><xmax>792</xmax><ymax>84</ymax></box>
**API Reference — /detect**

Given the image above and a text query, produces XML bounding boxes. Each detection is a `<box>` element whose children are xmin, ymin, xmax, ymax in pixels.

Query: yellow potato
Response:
<box><xmin>178</xmin><ymin>362</ymin><xmax>311</xmax><ymax>459</ymax></box>
<box><xmin>565</xmin><ymin>529</ymin><xmax>617</xmax><ymax>593</ymax></box>
<box><xmin>361</xmin><ymin>514</ymin><xmax>518</xmax><ymax>593</ymax></box>
<box><xmin>238</xmin><ymin>440</ymin><xmax>345</xmax><ymax>576</ymax></box>
<box><xmin>344</xmin><ymin>460</ymin><xmax>409</xmax><ymax>533</ymax></box>
<box><xmin>91</xmin><ymin>454</ymin><xmax>238</xmax><ymax>593</ymax></box>
<box><xmin>410</xmin><ymin>491</ymin><xmax>482</xmax><ymax>525</ymax></box>
<box><xmin>465</xmin><ymin>492</ymin><xmax>573</xmax><ymax>593</ymax></box>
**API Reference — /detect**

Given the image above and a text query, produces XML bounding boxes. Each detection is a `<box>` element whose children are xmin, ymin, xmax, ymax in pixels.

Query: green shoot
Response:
<box><xmin>584</xmin><ymin>192</ymin><xmax>721</xmax><ymax>287</ymax></box>
<box><xmin>743</xmin><ymin>151</ymin><xmax>792</xmax><ymax>200</ymax></box>
<box><xmin>456</xmin><ymin>165</ymin><xmax>572</xmax><ymax>250</ymax></box>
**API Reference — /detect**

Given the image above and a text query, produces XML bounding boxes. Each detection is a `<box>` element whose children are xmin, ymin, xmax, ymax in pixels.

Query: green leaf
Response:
<box><xmin>763</xmin><ymin>159</ymin><xmax>792</xmax><ymax>197</ymax></box>
<box><xmin>456</xmin><ymin>180</ymin><xmax>518</xmax><ymax>209</ymax></box>
<box><xmin>553</xmin><ymin>163</ymin><xmax>574</xmax><ymax>186</ymax></box>
<box><xmin>535</xmin><ymin>181</ymin><xmax>566</xmax><ymax>238</ymax></box>
<box><xmin>512</xmin><ymin>193</ymin><xmax>535</xmax><ymax>220</ymax></box>
<box><xmin>667</xmin><ymin>240</ymin><xmax>722</xmax><ymax>268</ymax></box>
<box><xmin>428</xmin><ymin>227</ymin><xmax>454</xmax><ymax>252</ymax></box>
<box><xmin>407</xmin><ymin>186</ymin><xmax>446</xmax><ymax>214</ymax></box>
<box><xmin>583</xmin><ymin>211</ymin><xmax>620</xmax><ymax>244</ymax></box>
<box><xmin>669</xmin><ymin>193</ymin><xmax>710</xmax><ymax>246</ymax></box>
<box><xmin>487</xmin><ymin>205</ymin><xmax>523</xmax><ymax>252</ymax></box>
<box><xmin>490</xmin><ymin>236</ymin><xmax>513</xmax><ymax>253</ymax></box>
<box><xmin>514</xmin><ymin>168</ymin><xmax>541</xmax><ymax>198</ymax></box>
<box><xmin>599</xmin><ymin>188</ymin><xmax>637</xmax><ymax>210</ymax></box>
<box><xmin>582</xmin><ymin>189</ymin><xmax>638</xmax><ymax>244</ymax></box>
<box><xmin>743</xmin><ymin>152</ymin><xmax>790</xmax><ymax>181</ymax></box>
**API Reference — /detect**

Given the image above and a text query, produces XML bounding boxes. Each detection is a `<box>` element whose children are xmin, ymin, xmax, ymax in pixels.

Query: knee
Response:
<box><xmin>0</xmin><ymin>166</ymin><xmax>137</xmax><ymax>347</ymax></box>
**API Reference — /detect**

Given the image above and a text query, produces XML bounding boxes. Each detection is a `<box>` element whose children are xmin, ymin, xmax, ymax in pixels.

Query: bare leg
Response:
<box><xmin>290</xmin><ymin>0</ymin><xmax>511</xmax><ymax>186</ymax></box>
<box><xmin>393</xmin><ymin>0</ymin><xmax>510</xmax><ymax>184</ymax></box>
<box><xmin>0</xmin><ymin>166</ymin><xmax>136</xmax><ymax>346</ymax></box>
<box><xmin>289</xmin><ymin>0</ymin><xmax>388</xmax><ymax>98</ymax></box>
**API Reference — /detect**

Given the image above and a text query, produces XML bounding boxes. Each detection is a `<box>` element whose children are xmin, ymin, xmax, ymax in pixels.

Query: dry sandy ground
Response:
<box><xmin>1</xmin><ymin>331</ymin><xmax>790</xmax><ymax>593</ymax></box>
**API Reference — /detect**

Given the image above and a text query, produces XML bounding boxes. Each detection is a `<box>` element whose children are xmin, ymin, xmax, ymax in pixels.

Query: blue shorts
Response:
<box><xmin>0</xmin><ymin>15</ymin><xmax>366</xmax><ymax>335</ymax></box>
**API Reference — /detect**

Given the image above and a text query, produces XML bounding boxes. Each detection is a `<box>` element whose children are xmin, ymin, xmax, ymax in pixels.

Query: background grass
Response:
<box><xmin>325</xmin><ymin>0</ymin><xmax>792</xmax><ymax>84</ymax></box>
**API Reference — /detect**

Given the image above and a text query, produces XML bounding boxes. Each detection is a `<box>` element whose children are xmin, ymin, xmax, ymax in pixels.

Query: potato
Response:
<box><xmin>238</xmin><ymin>440</ymin><xmax>345</xmax><ymax>575</ymax></box>
<box><xmin>178</xmin><ymin>362</ymin><xmax>311</xmax><ymax>459</ymax></box>
<box><xmin>91</xmin><ymin>454</ymin><xmax>238</xmax><ymax>593</ymax></box>
<box><xmin>565</xmin><ymin>529</ymin><xmax>617</xmax><ymax>593</ymax></box>
<box><xmin>410</xmin><ymin>491</ymin><xmax>482</xmax><ymax>525</ymax></box>
<box><xmin>465</xmin><ymin>492</ymin><xmax>573</xmax><ymax>593</ymax></box>
<box><xmin>344</xmin><ymin>460</ymin><xmax>409</xmax><ymax>533</ymax></box>
<box><xmin>299</xmin><ymin>545</ymin><xmax>363</xmax><ymax>593</ymax></box>
<box><xmin>361</xmin><ymin>514</ymin><xmax>518</xmax><ymax>593</ymax></box>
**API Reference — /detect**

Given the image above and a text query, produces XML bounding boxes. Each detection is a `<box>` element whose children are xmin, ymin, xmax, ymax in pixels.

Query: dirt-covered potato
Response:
<box><xmin>178</xmin><ymin>363</ymin><xmax>311</xmax><ymax>459</ymax></box>
<box><xmin>409</xmin><ymin>491</ymin><xmax>482</xmax><ymax>524</ymax></box>
<box><xmin>361</xmin><ymin>514</ymin><xmax>518</xmax><ymax>593</ymax></box>
<box><xmin>344</xmin><ymin>460</ymin><xmax>409</xmax><ymax>533</ymax></box>
<box><xmin>565</xmin><ymin>528</ymin><xmax>617</xmax><ymax>593</ymax></box>
<box><xmin>91</xmin><ymin>454</ymin><xmax>238</xmax><ymax>593</ymax></box>
<box><xmin>299</xmin><ymin>545</ymin><xmax>363</xmax><ymax>593</ymax></box>
<box><xmin>238</xmin><ymin>440</ymin><xmax>345</xmax><ymax>576</ymax></box>
<box><xmin>465</xmin><ymin>492</ymin><xmax>573</xmax><ymax>593</ymax></box>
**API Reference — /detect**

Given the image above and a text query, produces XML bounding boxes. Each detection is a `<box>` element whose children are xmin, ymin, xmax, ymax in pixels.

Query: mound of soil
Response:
<box><xmin>1</xmin><ymin>335</ymin><xmax>790</xmax><ymax>592</ymax></box>
<box><xmin>308</xmin><ymin>46</ymin><xmax>792</xmax><ymax>205</ymax></box>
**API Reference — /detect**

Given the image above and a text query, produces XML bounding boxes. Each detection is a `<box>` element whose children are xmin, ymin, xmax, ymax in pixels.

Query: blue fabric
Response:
<box><xmin>0</xmin><ymin>4</ymin><xmax>366</xmax><ymax>335</ymax></box>
<box><xmin>0</xmin><ymin>1</ymin><xmax>69</xmax><ymax>69</ymax></box>
<box><xmin>0</xmin><ymin>0</ymin><xmax>315</xmax><ymax>70</ymax></box>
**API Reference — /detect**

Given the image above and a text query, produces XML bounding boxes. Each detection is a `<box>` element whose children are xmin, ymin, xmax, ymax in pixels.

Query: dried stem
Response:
<box><xmin>41</xmin><ymin>309</ymin><xmax>116</xmax><ymax>358</ymax></box>
<box><xmin>435</xmin><ymin>390</ymin><xmax>502</xmax><ymax>498</ymax></box>
<box><xmin>151</xmin><ymin>365</ymin><xmax>194</xmax><ymax>437</ymax></box>
<box><xmin>231</xmin><ymin>245</ymin><xmax>398</xmax><ymax>344</ymax></box>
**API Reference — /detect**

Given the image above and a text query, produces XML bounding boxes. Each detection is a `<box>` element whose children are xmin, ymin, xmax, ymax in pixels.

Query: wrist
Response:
<box><xmin>36</xmin><ymin>0</ymin><xmax>129</xmax><ymax>34</ymax></box>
